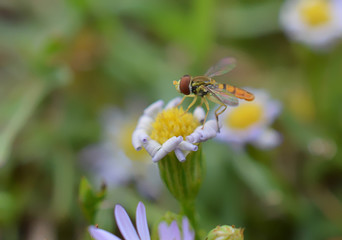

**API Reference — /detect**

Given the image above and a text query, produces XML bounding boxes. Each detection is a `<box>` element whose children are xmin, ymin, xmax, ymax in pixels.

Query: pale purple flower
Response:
<box><xmin>132</xmin><ymin>98</ymin><xmax>220</xmax><ymax>162</ymax></box>
<box><xmin>88</xmin><ymin>202</ymin><xmax>194</xmax><ymax>240</ymax></box>
<box><xmin>216</xmin><ymin>89</ymin><xmax>282</xmax><ymax>150</ymax></box>
<box><xmin>158</xmin><ymin>218</ymin><xmax>195</xmax><ymax>240</ymax></box>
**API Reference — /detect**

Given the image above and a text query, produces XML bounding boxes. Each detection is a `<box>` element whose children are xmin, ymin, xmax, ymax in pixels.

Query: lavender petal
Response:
<box><xmin>158</xmin><ymin>222</ymin><xmax>169</xmax><ymax>240</ymax></box>
<box><xmin>182</xmin><ymin>218</ymin><xmax>195</xmax><ymax>240</ymax></box>
<box><xmin>136</xmin><ymin>202</ymin><xmax>151</xmax><ymax>240</ymax></box>
<box><xmin>115</xmin><ymin>205</ymin><xmax>140</xmax><ymax>240</ymax></box>
<box><xmin>88</xmin><ymin>226</ymin><xmax>121</xmax><ymax>240</ymax></box>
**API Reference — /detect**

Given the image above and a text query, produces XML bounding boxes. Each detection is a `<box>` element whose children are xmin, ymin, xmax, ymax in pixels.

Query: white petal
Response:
<box><xmin>135</xmin><ymin>129</ymin><xmax>150</xmax><ymax>143</ymax></box>
<box><xmin>152</xmin><ymin>136</ymin><xmax>183</xmax><ymax>162</ymax></box>
<box><xmin>136</xmin><ymin>115</ymin><xmax>154</xmax><ymax>131</ymax></box>
<box><xmin>132</xmin><ymin>130</ymin><xmax>143</xmax><ymax>151</ymax></box>
<box><xmin>144</xmin><ymin>100</ymin><xmax>164</xmax><ymax>118</ymax></box>
<box><xmin>142</xmin><ymin>139</ymin><xmax>161</xmax><ymax>157</ymax></box>
<box><xmin>178</xmin><ymin>141</ymin><xmax>198</xmax><ymax>151</ymax></box>
<box><xmin>265</xmin><ymin>100</ymin><xmax>282</xmax><ymax>124</ymax></box>
<box><xmin>132</xmin><ymin>129</ymin><xmax>150</xmax><ymax>150</ymax></box>
<box><xmin>198</xmin><ymin>127</ymin><xmax>217</xmax><ymax>141</ymax></box>
<box><xmin>188</xmin><ymin>120</ymin><xmax>219</xmax><ymax>143</ymax></box>
<box><xmin>186</xmin><ymin>131</ymin><xmax>202</xmax><ymax>144</ymax></box>
<box><xmin>252</xmin><ymin>128</ymin><xmax>282</xmax><ymax>149</ymax></box>
<box><xmin>203</xmin><ymin>119</ymin><xmax>220</xmax><ymax>132</ymax></box>
<box><xmin>161</xmin><ymin>136</ymin><xmax>183</xmax><ymax>152</ymax></box>
<box><xmin>193</xmin><ymin>107</ymin><xmax>205</xmax><ymax>123</ymax></box>
<box><xmin>174</xmin><ymin>148</ymin><xmax>186</xmax><ymax>162</ymax></box>
<box><xmin>152</xmin><ymin>149</ymin><xmax>168</xmax><ymax>162</ymax></box>
<box><xmin>165</xmin><ymin>97</ymin><xmax>182</xmax><ymax>109</ymax></box>
<box><xmin>136</xmin><ymin>202</ymin><xmax>151</xmax><ymax>240</ymax></box>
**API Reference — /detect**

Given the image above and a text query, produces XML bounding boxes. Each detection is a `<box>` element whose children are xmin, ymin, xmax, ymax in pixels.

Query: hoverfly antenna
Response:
<box><xmin>173</xmin><ymin>80</ymin><xmax>180</xmax><ymax>93</ymax></box>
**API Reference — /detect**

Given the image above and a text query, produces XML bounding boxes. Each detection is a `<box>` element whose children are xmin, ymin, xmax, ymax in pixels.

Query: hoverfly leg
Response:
<box><xmin>183</xmin><ymin>95</ymin><xmax>197</xmax><ymax>114</ymax></box>
<box><xmin>198</xmin><ymin>97</ymin><xmax>205</xmax><ymax>124</ymax></box>
<box><xmin>214</xmin><ymin>104</ymin><xmax>227</xmax><ymax>133</ymax></box>
<box><xmin>176</xmin><ymin>95</ymin><xmax>190</xmax><ymax>108</ymax></box>
<box><xmin>201</xmin><ymin>96</ymin><xmax>210</xmax><ymax>129</ymax></box>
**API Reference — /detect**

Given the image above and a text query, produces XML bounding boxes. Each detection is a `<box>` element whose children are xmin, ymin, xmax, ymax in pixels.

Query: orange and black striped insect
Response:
<box><xmin>173</xmin><ymin>57</ymin><xmax>254</xmax><ymax>129</ymax></box>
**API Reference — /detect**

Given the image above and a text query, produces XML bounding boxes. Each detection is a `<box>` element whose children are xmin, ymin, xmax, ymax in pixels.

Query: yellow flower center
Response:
<box><xmin>226</xmin><ymin>103</ymin><xmax>263</xmax><ymax>129</ymax></box>
<box><xmin>150</xmin><ymin>107</ymin><xmax>200</xmax><ymax>144</ymax></box>
<box><xmin>117</xmin><ymin>122</ymin><xmax>148</xmax><ymax>162</ymax></box>
<box><xmin>299</xmin><ymin>0</ymin><xmax>331</xmax><ymax>26</ymax></box>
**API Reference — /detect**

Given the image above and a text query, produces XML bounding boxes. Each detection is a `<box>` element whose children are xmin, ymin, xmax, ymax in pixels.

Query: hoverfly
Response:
<box><xmin>173</xmin><ymin>57</ymin><xmax>254</xmax><ymax>130</ymax></box>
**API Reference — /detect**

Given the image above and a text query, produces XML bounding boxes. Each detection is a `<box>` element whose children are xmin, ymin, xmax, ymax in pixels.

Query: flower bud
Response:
<box><xmin>207</xmin><ymin>225</ymin><xmax>244</xmax><ymax>240</ymax></box>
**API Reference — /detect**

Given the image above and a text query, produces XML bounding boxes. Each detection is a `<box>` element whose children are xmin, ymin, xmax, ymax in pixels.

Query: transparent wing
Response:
<box><xmin>206</xmin><ymin>85</ymin><xmax>239</xmax><ymax>106</ymax></box>
<box><xmin>204</xmin><ymin>57</ymin><xmax>237</xmax><ymax>78</ymax></box>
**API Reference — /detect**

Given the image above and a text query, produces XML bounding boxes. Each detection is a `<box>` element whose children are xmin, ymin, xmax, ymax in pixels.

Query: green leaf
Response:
<box><xmin>79</xmin><ymin>177</ymin><xmax>107</xmax><ymax>224</ymax></box>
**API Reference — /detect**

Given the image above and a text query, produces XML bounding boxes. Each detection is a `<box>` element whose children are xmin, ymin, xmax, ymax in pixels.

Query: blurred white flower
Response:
<box><xmin>132</xmin><ymin>98</ymin><xmax>220</xmax><ymax>162</ymax></box>
<box><xmin>79</xmin><ymin>107</ymin><xmax>162</xmax><ymax>199</ymax></box>
<box><xmin>215</xmin><ymin>89</ymin><xmax>282</xmax><ymax>150</ymax></box>
<box><xmin>280</xmin><ymin>0</ymin><xmax>342</xmax><ymax>48</ymax></box>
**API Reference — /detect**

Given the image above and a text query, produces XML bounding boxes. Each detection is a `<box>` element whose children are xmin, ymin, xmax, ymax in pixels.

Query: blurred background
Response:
<box><xmin>1</xmin><ymin>0</ymin><xmax>342</xmax><ymax>239</ymax></box>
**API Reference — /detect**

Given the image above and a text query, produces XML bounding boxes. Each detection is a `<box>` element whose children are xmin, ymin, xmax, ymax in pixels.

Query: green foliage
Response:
<box><xmin>79</xmin><ymin>177</ymin><xmax>107</xmax><ymax>224</ymax></box>
<box><xmin>1</xmin><ymin>0</ymin><xmax>342</xmax><ymax>239</ymax></box>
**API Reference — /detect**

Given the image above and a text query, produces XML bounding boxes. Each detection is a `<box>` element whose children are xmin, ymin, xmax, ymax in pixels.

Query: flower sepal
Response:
<box><xmin>158</xmin><ymin>145</ymin><xmax>204</xmax><ymax>234</ymax></box>
<box><xmin>158</xmin><ymin>145</ymin><xmax>204</xmax><ymax>203</ymax></box>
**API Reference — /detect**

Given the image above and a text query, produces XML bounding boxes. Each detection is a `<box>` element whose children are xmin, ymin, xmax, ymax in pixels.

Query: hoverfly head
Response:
<box><xmin>177</xmin><ymin>75</ymin><xmax>191</xmax><ymax>95</ymax></box>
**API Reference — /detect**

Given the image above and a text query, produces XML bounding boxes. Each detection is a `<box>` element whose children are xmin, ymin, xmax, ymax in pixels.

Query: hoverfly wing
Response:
<box><xmin>204</xmin><ymin>57</ymin><xmax>237</xmax><ymax>78</ymax></box>
<box><xmin>206</xmin><ymin>85</ymin><xmax>239</xmax><ymax>106</ymax></box>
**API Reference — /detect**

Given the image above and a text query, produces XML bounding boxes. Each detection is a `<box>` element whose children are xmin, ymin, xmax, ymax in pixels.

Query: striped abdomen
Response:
<box><xmin>218</xmin><ymin>83</ymin><xmax>255</xmax><ymax>101</ymax></box>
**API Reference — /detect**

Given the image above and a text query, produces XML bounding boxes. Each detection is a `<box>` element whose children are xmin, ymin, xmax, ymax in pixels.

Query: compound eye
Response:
<box><xmin>179</xmin><ymin>75</ymin><xmax>191</xmax><ymax>95</ymax></box>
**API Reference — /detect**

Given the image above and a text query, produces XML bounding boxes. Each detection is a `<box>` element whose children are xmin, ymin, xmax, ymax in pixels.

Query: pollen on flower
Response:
<box><xmin>226</xmin><ymin>103</ymin><xmax>263</xmax><ymax>129</ymax></box>
<box><xmin>150</xmin><ymin>107</ymin><xmax>200</xmax><ymax>144</ymax></box>
<box><xmin>299</xmin><ymin>0</ymin><xmax>331</xmax><ymax>26</ymax></box>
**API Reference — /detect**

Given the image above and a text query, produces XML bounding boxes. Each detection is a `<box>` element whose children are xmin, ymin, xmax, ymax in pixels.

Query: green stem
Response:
<box><xmin>157</xmin><ymin>145</ymin><xmax>204</xmax><ymax>238</ymax></box>
<box><xmin>180</xmin><ymin>198</ymin><xmax>199</xmax><ymax>237</ymax></box>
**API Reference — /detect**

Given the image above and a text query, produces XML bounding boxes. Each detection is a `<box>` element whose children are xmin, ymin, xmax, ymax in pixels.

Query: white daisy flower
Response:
<box><xmin>79</xmin><ymin>107</ymin><xmax>162</xmax><ymax>199</ymax></box>
<box><xmin>216</xmin><ymin>89</ymin><xmax>282</xmax><ymax>150</ymax></box>
<box><xmin>132</xmin><ymin>97</ymin><xmax>220</xmax><ymax>162</ymax></box>
<box><xmin>279</xmin><ymin>0</ymin><xmax>342</xmax><ymax>49</ymax></box>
